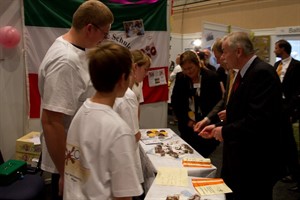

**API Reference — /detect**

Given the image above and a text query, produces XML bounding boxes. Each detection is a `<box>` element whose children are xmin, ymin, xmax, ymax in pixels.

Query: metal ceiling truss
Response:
<box><xmin>173</xmin><ymin>0</ymin><xmax>234</xmax><ymax>11</ymax></box>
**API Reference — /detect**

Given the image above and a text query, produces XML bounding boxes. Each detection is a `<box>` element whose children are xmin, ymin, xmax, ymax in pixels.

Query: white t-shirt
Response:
<box><xmin>132</xmin><ymin>82</ymin><xmax>144</xmax><ymax>103</ymax></box>
<box><xmin>168</xmin><ymin>64</ymin><xmax>182</xmax><ymax>103</ymax></box>
<box><xmin>38</xmin><ymin>36</ymin><xmax>95</xmax><ymax>173</ymax></box>
<box><xmin>113</xmin><ymin>88</ymin><xmax>144</xmax><ymax>184</ymax></box>
<box><xmin>64</xmin><ymin>99</ymin><xmax>143</xmax><ymax>200</ymax></box>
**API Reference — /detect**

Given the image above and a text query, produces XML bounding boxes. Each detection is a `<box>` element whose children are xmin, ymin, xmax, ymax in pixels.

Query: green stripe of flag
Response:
<box><xmin>106</xmin><ymin>0</ymin><xmax>167</xmax><ymax>31</ymax></box>
<box><xmin>24</xmin><ymin>0</ymin><xmax>81</xmax><ymax>28</ymax></box>
<box><xmin>24</xmin><ymin>0</ymin><xmax>167</xmax><ymax>31</ymax></box>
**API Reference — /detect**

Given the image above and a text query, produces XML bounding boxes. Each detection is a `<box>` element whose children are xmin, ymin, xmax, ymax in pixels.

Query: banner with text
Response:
<box><xmin>24</xmin><ymin>0</ymin><xmax>168</xmax><ymax>118</ymax></box>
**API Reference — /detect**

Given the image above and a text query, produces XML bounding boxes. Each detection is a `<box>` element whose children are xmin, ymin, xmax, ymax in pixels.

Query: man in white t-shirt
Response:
<box><xmin>64</xmin><ymin>42</ymin><xmax>143</xmax><ymax>200</ymax></box>
<box><xmin>38</xmin><ymin>1</ymin><xmax>113</xmax><ymax>198</ymax></box>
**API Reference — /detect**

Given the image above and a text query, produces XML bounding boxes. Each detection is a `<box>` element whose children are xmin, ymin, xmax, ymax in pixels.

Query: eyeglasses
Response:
<box><xmin>91</xmin><ymin>23</ymin><xmax>109</xmax><ymax>39</ymax></box>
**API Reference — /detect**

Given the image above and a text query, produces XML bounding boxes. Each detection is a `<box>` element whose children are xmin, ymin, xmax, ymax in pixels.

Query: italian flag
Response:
<box><xmin>24</xmin><ymin>0</ymin><xmax>169</xmax><ymax>118</ymax></box>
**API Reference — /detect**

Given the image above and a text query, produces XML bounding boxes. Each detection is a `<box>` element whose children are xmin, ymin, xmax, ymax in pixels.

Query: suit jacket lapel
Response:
<box><xmin>283</xmin><ymin>58</ymin><xmax>294</xmax><ymax>83</ymax></box>
<box><xmin>227</xmin><ymin>57</ymin><xmax>260</xmax><ymax>104</ymax></box>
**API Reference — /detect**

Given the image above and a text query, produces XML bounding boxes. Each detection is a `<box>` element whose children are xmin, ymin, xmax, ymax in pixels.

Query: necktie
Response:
<box><xmin>226</xmin><ymin>70</ymin><xmax>236</xmax><ymax>103</ymax></box>
<box><xmin>232</xmin><ymin>71</ymin><xmax>241</xmax><ymax>93</ymax></box>
<box><xmin>276</xmin><ymin>62</ymin><xmax>283</xmax><ymax>76</ymax></box>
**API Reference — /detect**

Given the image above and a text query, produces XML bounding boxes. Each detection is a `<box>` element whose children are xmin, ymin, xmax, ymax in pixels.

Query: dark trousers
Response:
<box><xmin>283</xmin><ymin>119</ymin><xmax>300</xmax><ymax>185</ymax></box>
<box><xmin>51</xmin><ymin>173</ymin><xmax>63</xmax><ymax>200</ymax></box>
<box><xmin>133</xmin><ymin>192</ymin><xmax>145</xmax><ymax>200</ymax></box>
<box><xmin>225</xmin><ymin>176</ymin><xmax>276</xmax><ymax>200</ymax></box>
<box><xmin>178</xmin><ymin>124</ymin><xmax>219</xmax><ymax>158</ymax></box>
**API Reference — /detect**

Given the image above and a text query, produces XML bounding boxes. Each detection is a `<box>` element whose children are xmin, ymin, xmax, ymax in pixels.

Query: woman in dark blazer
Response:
<box><xmin>171</xmin><ymin>50</ymin><xmax>222</xmax><ymax>157</ymax></box>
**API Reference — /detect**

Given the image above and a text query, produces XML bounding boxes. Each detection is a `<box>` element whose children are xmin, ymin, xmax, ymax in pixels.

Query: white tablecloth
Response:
<box><xmin>144</xmin><ymin>176</ymin><xmax>226</xmax><ymax>200</ymax></box>
<box><xmin>139</xmin><ymin>128</ymin><xmax>217</xmax><ymax>192</ymax></box>
<box><xmin>140</xmin><ymin>128</ymin><xmax>217</xmax><ymax>177</ymax></box>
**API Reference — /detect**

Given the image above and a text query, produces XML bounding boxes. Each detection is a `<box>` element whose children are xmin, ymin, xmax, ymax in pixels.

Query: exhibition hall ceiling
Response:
<box><xmin>173</xmin><ymin>0</ymin><xmax>232</xmax><ymax>7</ymax></box>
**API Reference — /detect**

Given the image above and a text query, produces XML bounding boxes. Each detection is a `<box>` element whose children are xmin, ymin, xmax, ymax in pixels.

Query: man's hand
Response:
<box><xmin>199</xmin><ymin>125</ymin><xmax>223</xmax><ymax>142</ymax></box>
<box><xmin>199</xmin><ymin>124</ymin><xmax>215</xmax><ymax>139</ymax></box>
<box><xmin>187</xmin><ymin>120</ymin><xmax>195</xmax><ymax>128</ymax></box>
<box><xmin>212</xmin><ymin>126</ymin><xmax>223</xmax><ymax>142</ymax></box>
<box><xmin>218</xmin><ymin>110</ymin><xmax>226</xmax><ymax>121</ymax></box>
<box><xmin>194</xmin><ymin>117</ymin><xmax>209</xmax><ymax>132</ymax></box>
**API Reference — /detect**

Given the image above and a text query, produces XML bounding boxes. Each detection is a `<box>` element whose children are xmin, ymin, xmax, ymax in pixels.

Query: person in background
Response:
<box><xmin>168</xmin><ymin>54</ymin><xmax>182</xmax><ymax>104</ymax></box>
<box><xmin>169</xmin><ymin>60</ymin><xmax>175</xmax><ymax>73</ymax></box>
<box><xmin>197</xmin><ymin>49</ymin><xmax>217</xmax><ymax>71</ymax></box>
<box><xmin>38</xmin><ymin>1</ymin><xmax>113</xmax><ymax>199</ymax></box>
<box><xmin>168</xmin><ymin>54</ymin><xmax>182</xmax><ymax>124</ymax></box>
<box><xmin>200</xmin><ymin>32</ymin><xmax>285</xmax><ymax>200</ymax></box>
<box><xmin>193</xmin><ymin>38</ymin><xmax>233</xmax><ymax>178</ymax></box>
<box><xmin>213</xmin><ymin>39</ymin><xmax>228</xmax><ymax>94</ymax></box>
<box><xmin>113</xmin><ymin>49</ymin><xmax>151</xmax><ymax>199</ymax></box>
<box><xmin>171</xmin><ymin>50</ymin><xmax>222</xmax><ymax>157</ymax></box>
<box><xmin>194</xmin><ymin>37</ymin><xmax>234</xmax><ymax>132</ymax></box>
<box><xmin>64</xmin><ymin>42</ymin><xmax>143</xmax><ymax>200</ymax></box>
<box><xmin>274</xmin><ymin>39</ymin><xmax>300</xmax><ymax>192</ymax></box>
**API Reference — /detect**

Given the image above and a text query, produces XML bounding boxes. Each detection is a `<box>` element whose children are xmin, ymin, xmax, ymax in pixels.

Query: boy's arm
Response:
<box><xmin>135</xmin><ymin>131</ymin><xmax>141</xmax><ymax>142</ymax></box>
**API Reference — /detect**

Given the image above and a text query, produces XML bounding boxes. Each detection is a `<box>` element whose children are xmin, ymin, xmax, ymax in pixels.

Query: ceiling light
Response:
<box><xmin>192</xmin><ymin>39</ymin><xmax>202</xmax><ymax>47</ymax></box>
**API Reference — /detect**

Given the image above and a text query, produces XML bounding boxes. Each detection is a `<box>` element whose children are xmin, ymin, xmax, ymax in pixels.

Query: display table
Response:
<box><xmin>144</xmin><ymin>176</ymin><xmax>225</xmax><ymax>200</ymax></box>
<box><xmin>139</xmin><ymin>128</ymin><xmax>217</xmax><ymax>177</ymax></box>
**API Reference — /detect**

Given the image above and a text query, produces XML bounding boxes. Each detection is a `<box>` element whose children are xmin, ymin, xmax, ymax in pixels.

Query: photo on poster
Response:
<box><xmin>253</xmin><ymin>35</ymin><xmax>270</xmax><ymax>62</ymax></box>
<box><xmin>148</xmin><ymin>68</ymin><xmax>167</xmax><ymax>87</ymax></box>
<box><xmin>123</xmin><ymin>19</ymin><xmax>145</xmax><ymax>38</ymax></box>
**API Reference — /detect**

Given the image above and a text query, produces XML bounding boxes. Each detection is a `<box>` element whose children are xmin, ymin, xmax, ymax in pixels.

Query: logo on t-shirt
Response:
<box><xmin>65</xmin><ymin>144</ymin><xmax>90</xmax><ymax>183</ymax></box>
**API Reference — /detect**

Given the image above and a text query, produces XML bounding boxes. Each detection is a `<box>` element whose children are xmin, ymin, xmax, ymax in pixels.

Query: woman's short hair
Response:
<box><xmin>180</xmin><ymin>50</ymin><xmax>201</xmax><ymax>67</ymax></box>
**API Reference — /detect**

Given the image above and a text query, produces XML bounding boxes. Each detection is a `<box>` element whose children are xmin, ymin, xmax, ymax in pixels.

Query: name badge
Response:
<box><xmin>193</xmin><ymin>83</ymin><xmax>200</xmax><ymax>88</ymax></box>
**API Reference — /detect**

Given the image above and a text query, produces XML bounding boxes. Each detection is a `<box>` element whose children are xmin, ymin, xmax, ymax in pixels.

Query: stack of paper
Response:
<box><xmin>182</xmin><ymin>158</ymin><xmax>212</xmax><ymax>168</ymax></box>
<box><xmin>192</xmin><ymin>178</ymin><xmax>232</xmax><ymax>195</ymax></box>
<box><xmin>155</xmin><ymin>167</ymin><xmax>188</xmax><ymax>187</ymax></box>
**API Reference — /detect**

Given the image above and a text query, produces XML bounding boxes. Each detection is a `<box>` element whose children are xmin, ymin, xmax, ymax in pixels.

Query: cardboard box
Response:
<box><xmin>16</xmin><ymin>132</ymin><xmax>41</xmax><ymax>165</ymax></box>
<box><xmin>15</xmin><ymin>152</ymin><xmax>40</xmax><ymax>165</ymax></box>
<box><xmin>16</xmin><ymin>131</ymin><xmax>41</xmax><ymax>155</ymax></box>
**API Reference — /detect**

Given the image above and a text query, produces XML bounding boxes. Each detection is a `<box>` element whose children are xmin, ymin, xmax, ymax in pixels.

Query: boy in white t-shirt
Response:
<box><xmin>64</xmin><ymin>42</ymin><xmax>143</xmax><ymax>200</ymax></box>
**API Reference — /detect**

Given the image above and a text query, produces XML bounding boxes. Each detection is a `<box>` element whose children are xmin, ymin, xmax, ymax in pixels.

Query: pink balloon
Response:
<box><xmin>0</xmin><ymin>26</ymin><xmax>21</xmax><ymax>48</ymax></box>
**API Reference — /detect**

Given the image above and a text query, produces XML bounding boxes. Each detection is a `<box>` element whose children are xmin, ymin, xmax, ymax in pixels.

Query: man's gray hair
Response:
<box><xmin>225</xmin><ymin>32</ymin><xmax>254</xmax><ymax>55</ymax></box>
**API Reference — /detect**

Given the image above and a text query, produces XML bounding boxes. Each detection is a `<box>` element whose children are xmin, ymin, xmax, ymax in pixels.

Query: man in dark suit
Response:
<box><xmin>194</xmin><ymin>38</ymin><xmax>235</xmax><ymax>132</ymax></box>
<box><xmin>274</xmin><ymin>39</ymin><xmax>300</xmax><ymax>192</ymax></box>
<box><xmin>200</xmin><ymin>32</ymin><xmax>285</xmax><ymax>200</ymax></box>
